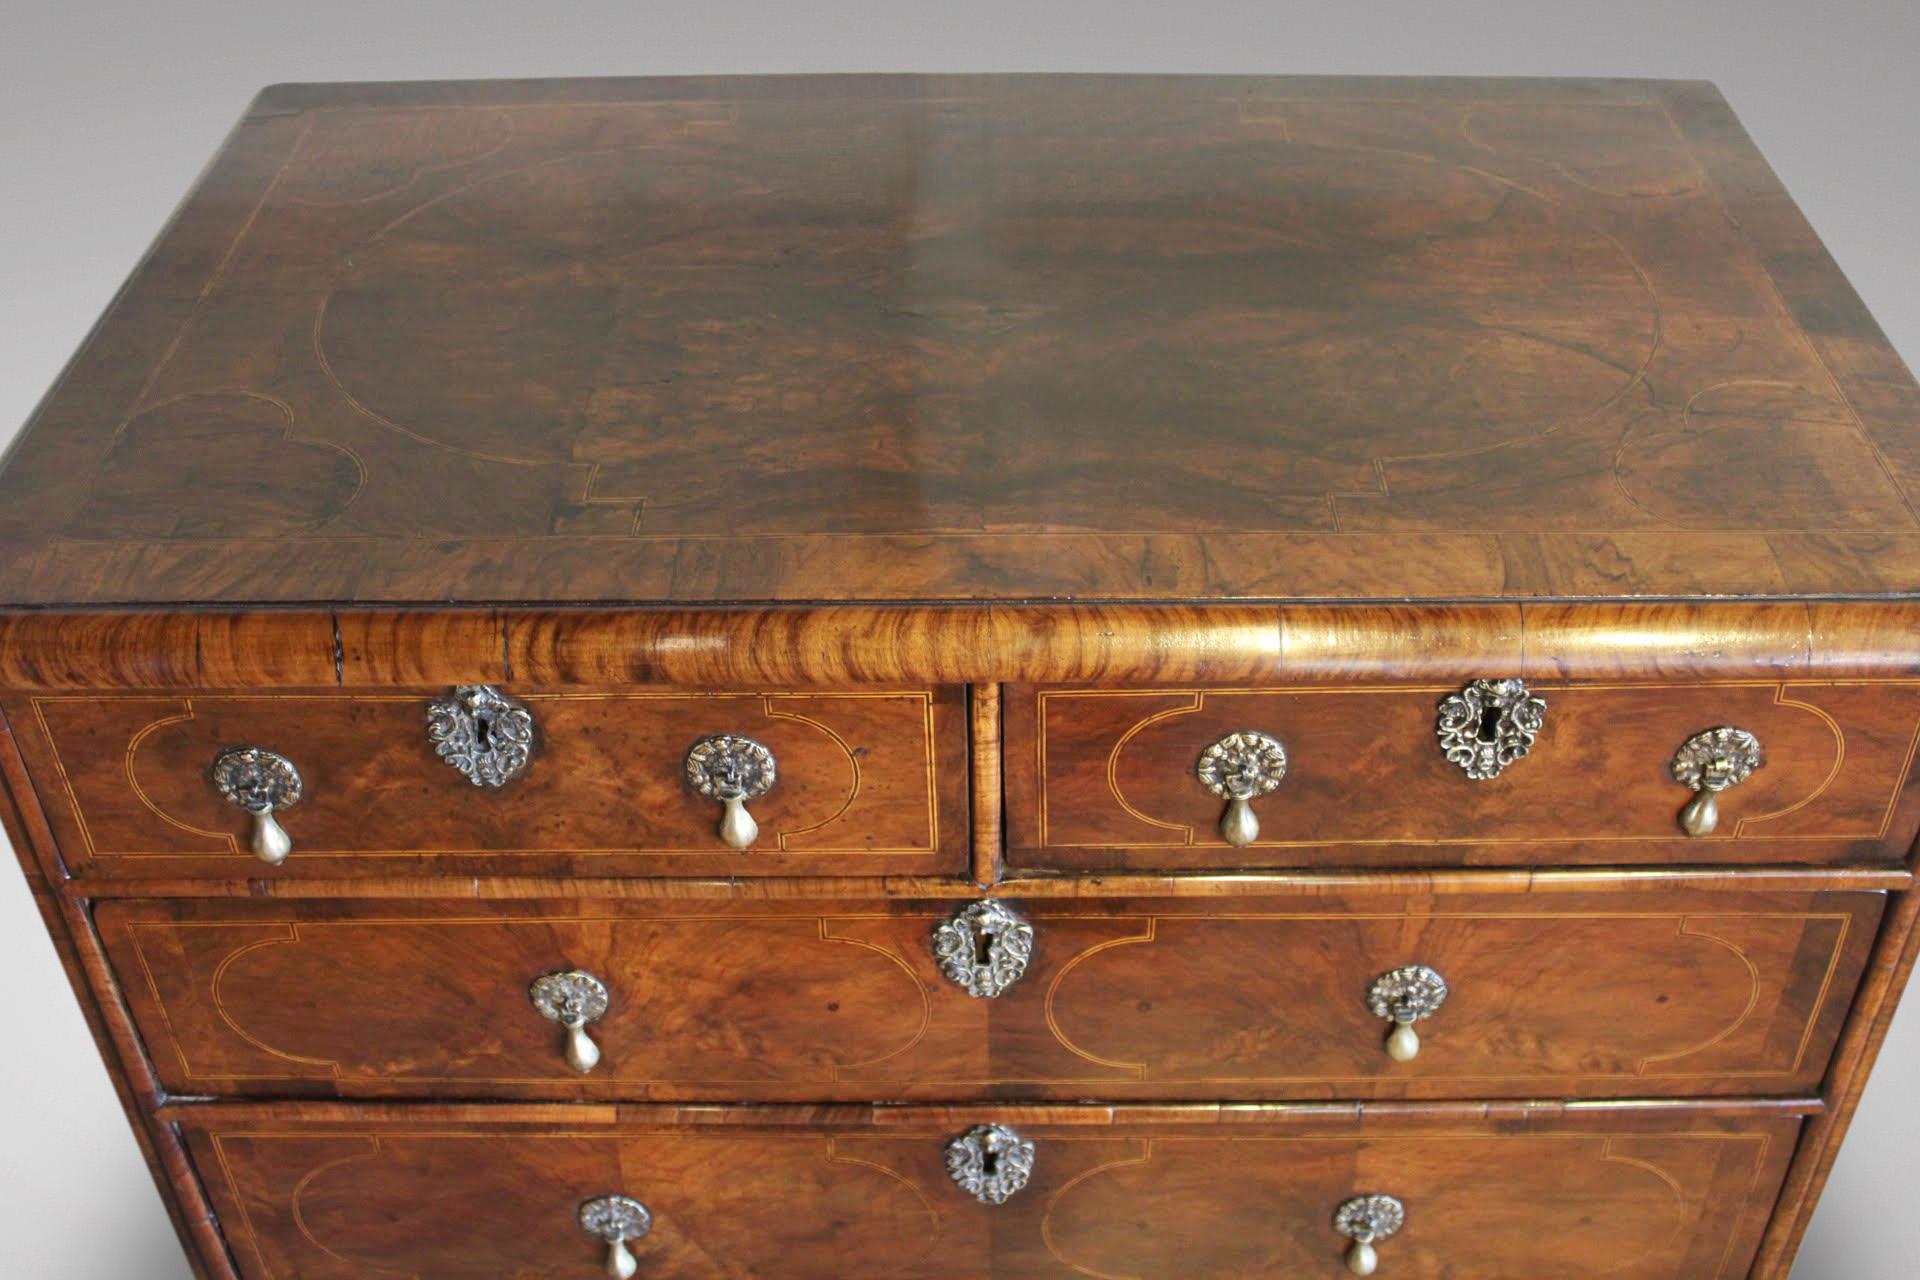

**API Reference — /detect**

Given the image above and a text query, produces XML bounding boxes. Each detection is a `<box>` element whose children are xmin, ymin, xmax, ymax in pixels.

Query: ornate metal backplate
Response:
<box><xmin>945</xmin><ymin>1124</ymin><xmax>1036</xmax><ymax>1205</ymax></box>
<box><xmin>1669</xmin><ymin>724</ymin><xmax>1765</xmax><ymax>836</ymax></box>
<box><xmin>579</xmin><ymin>1194</ymin><xmax>652</xmax><ymax>1243</ymax></box>
<box><xmin>685</xmin><ymin>733</ymin><xmax>779</xmax><ymax>850</ymax></box>
<box><xmin>427</xmin><ymin>685</ymin><xmax>535</xmax><ymax>787</ymax></box>
<box><xmin>529</xmin><ymin>970</ymin><xmax>610</xmax><ymax>1026</ymax></box>
<box><xmin>1436</xmin><ymin>678</ymin><xmax>1546</xmax><ymax>780</ymax></box>
<box><xmin>1671</xmin><ymin>726</ymin><xmax>1764</xmax><ymax>793</ymax></box>
<box><xmin>211</xmin><ymin>745</ymin><xmax>304</xmax><ymax>864</ymax></box>
<box><xmin>684</xmin><ymin>734</ymin><xmax>777</xmax><ymax>801</ymax></box>
<box><xmin>1195</xmin><ymin>730</ymin><xmax>1289</xmax><ymax>800</ymax></box>
<box><xmin>1335</xmin><ymin>1193</ymin><xmax>1405</xmax><ymax>1243</ymax></box>
<box><xmin>210</xmin><ymin>746</ymin><xmax>302</xmax><ymax>814</ymax></box>
<box><xmin>1367</xmin><ymin>964</ymin><xmax>1449</xmax><ymax>1025</ymax></box>
<box><xmin>530</xmin><ymin>969</ymin><xmax>610</xmax><ymax>1074</ymax></box>
<box><xmin>579</xmin><ymin>1194</ymin><xmax>651</xmax><ymax>1278</ymax></box>
<box><xmin>932</xmin><ymin>900</ymin><xmax>1034</xmax><ymax>998</ymax></box>
<box><xmin>1196</xmin><ymin>730</ymin><xmax>1291</xmax><ymax>845</ymax></box>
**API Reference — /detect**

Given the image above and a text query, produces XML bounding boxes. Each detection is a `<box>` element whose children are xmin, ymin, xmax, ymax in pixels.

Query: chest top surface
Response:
<box><xmin>2</xmin><ymin>73</ymin><xmax>1916</xmax><ymax>608</ymax></box>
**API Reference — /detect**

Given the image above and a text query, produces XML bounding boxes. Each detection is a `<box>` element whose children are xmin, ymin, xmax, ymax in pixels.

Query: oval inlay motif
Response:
<box><xmin>1045</xmin><ymin>915</ymin><xmax>1778</xmax><ymax>1083</ymax></box>
<box><xmin>207</xmin><ymin>919</ymin><xmax>929</xmax><ymax>1081</ymax></box>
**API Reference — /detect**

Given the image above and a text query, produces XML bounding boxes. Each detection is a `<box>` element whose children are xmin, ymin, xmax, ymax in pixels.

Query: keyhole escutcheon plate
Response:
<box><xmin>427</xmin><ymin>685</ymin><xmax>536</xmax><ymax>787</ymax></box>
<box><xmin>1436</xmin><ymin>678</ymin><xmax>1545</xmax><ymax>780</ymax></box>
<box><xmin>946</xmin><ymin>1124</ymin><xmax>1036</xmax><ymax>1204</ymax></box>
<box><xmin>932</xmin><ymin>899</ymin><xmax>1034</xmax><ymax>998</ymax></box>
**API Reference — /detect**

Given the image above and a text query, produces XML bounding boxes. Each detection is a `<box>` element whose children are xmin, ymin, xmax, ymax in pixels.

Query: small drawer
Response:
<box><xmin>180</xmin><ymin>1101</ymin><xmax>1800</xmax><ymax>1279</ymax></box>
<box><xmin>10</xmin><ymin>685</ymin><xmax>967</xmax><ymax>878</ymax></box>
<box><xmin>1006</xmin><ymin>680</ymin><xmax>1920</xmax><ymax>870</ymax></box>
<box><xmin>102</xmin><ymin>888</ymin><xmax>1878</xmax><ymax>1102</ymax></box>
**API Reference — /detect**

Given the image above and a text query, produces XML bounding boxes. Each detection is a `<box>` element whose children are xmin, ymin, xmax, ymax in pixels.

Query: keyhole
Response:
<box><xmin>974</xmin><ymin>928</ymin><xmax>996</xmax><ymax>967</ymax></box>
<box><xmin>474</xmin><ymin>713</ymin><xmax>494</xmax><ymax>753</ymax></box>
<box><xmin>982</xmin><ymin>1149</ymin><xmax>999</xmax><ymax>1177</ymax></box>
<box><xmin>1476</xmin><ymin>704</ymin><xmax>1503</xmax><ymax>742</ymax></box>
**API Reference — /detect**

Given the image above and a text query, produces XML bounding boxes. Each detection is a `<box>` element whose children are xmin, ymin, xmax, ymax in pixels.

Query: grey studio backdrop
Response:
<box><xmin>1</xmin><ymin>3</ymin><xmax>1914</xmax><ymax>1275</ymax></box>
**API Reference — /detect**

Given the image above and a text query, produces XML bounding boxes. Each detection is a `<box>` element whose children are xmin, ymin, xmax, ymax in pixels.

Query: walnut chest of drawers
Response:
<box><xmin>3</xmin><ymin>73</ymin><xmax>1918</xmax><ymax>1279</ymax></box>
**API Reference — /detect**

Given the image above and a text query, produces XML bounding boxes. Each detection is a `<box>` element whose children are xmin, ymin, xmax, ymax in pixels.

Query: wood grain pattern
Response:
<box><xmin>55</xmin><ymin>865</ymin><xmax>1918</xmax><ymax>901</ymax></box>
<box><xmin>0</xmin><ymin>709</ymin><xmax>231</xmax><ymax>1279</ymax></box>
<box><xmin>13</xmin><ymin>686</ymin><xmax>967</xmax><ymax>879</ymax></box>
<box><xmin>8</xmin><ymin>601</ymin><xmax>1920</xmax><ymax>692</ymax></box>
<box><xmin>1</xmin><ymin>72</ymin><xmax>1917</xmax><ymax>1280</ymax></box>
<box><xmin>970</xmin><ymin>685</ymin><xmax>1003</xmax><ymax>886</ymax></box>
<box><xmin>1009</xmin><ymin>681</ymin><xmax>1920</xmax><ymax>869</ymax></box>
<box><xmin>1753</xmin><ymin>861</ymin><xmax>1920</xmax><ymax>1273</ymax></box>
<box><xmin>176</xmin><ymin>1099</ymin><xmax>1802</xmax><ymax>1280</ymax></box>
<box><xmin>1</xmin><ymin>77</ymin><xmax>1917</xmax><ymax>606</ymax></box>
<box><xmin>99</xmin><ymin>890</ymin><xmax>1877</xmax><ymax>1103</ymax></box>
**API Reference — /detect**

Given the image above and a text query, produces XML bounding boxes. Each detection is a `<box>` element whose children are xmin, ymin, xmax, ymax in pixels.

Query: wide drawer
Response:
<box><xmin>102</xmin><ymin>889</ymin><xmax>1880</xmax><ymax>1101</ymax></box>
<box><xmin>1006</xmin><ymin>680</ymin><xmax>1920</xmax><ymax>869</ymax></box>
<box><xmin>9</xmin><ymin>686</ymin><xmax>967</xmax><ymax>878</ymax></box>
<box><xmin>178</xmin><ymin>1101</ymin><xmax>1801</xmax><ymax>1279</ymax></box>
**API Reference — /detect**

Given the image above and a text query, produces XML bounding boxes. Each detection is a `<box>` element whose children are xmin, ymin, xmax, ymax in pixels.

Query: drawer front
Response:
<box><xmin>1007</xmin><ymin>680</ymin><xmax>1920</xmax><ymax>869</ymax></box>
<box><xmin>11</xmin><ymin>686</ymin><xmax>966</xmax><ymax>878</ymax></box>
<box><xmin>181</xmin><ymin>1104</ymin><xmax>1799</xmax><ymax>1279</ymax></box>
<box><xmin>103</xmin><ymin>890</ymin><xmax>1879</xmax><ymax>1101</ymax></box>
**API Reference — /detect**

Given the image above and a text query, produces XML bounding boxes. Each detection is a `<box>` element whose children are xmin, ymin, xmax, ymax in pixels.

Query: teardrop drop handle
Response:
<box><xmin>606</xmin><ymin>1237</ymin><xmax>638</xmax><ymax>1279</ymax></box>
<box><xmin>1221</xmin><ymin>796</ymin><xmax>1259</xmax><ymax>847</ymax></box>
<box><xmin>685</xmin><ymin>735</ymin><xmax>776</xmax><ymax>851</ymax></box>
<box><xmin>531</xmin><ymin>971</ymin><xmax>610</xmax><ymax>1073</ymax></box>
<box><xmin>1671</xmin><ymin>727</ymin><xmax>1762</xmax><ymax>837</ymax></box>
<box><xmin>1385</xmin><ymin>1021</ymin><xmax>1421</xmax><ymax>1062</ymax></box>
<box><xmin>564</xmin><ymin>1019</ymin><xmax>603</xmax><ymax>1074</ymax></box>
<box><xmin>1335</xmin><ymin>1193</ymin><xmax>1403</xmax><ymax>1273</ymax></box>
<box><xmin>1680</xmin><ymin>788</ymin><xmax>1719</xmax><ymax>837</ymax></box>
<box><xmin>579</xmin><ymin>1193</ymin><xmax>650</xmax><ymax>1277</ymax></box>
<box><xmin>1196</xmin><ymin>732</ymin><xmax>1287</xmax><ymax>846</ymax></box>
<box><xmin>211</xmin><ymin>747</ymin><xmax>302</xmax><ymax>865</ymax></box>
<box><xmin>250</xmin><ymin>810</ymin><xmax>292</xmax><ymax>865</ymax></box>
<box><xmin>719</xmin><ymin>794</ymin><xmax>759</xmax><ymax>850</ymax></box>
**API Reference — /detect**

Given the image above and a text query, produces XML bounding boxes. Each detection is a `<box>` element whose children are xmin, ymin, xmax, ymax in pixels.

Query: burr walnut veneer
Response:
<box><xmin>3</xmin><ymin>74</ymin><xmax>1919</xmax><ymax>1278</ymax></box>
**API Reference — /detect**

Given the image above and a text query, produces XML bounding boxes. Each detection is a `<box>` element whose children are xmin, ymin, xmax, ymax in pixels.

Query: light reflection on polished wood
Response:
<box><xmin>2</xmin><ymin>79</ymin><xmax>1917</xmax><ymax>606</ymax></box>
<box><xmin>1</xmin><ymin>74</ymin><xmax>1917</xmax><ymax>1280</ymax></box>
<box><xmin>17</xmin><ymin>688</ymin><xmax>967</xmax><ymax>880</ymax></box>
<box><xmin>174</xmin><ymin>1101</ymin><xmax>1803</xmax><ymax>1280</ymax></box>
<box><xmin>5</xmin><ymin>601</ymin><xmax>1920</xmax><ymax>690</ymax></box>
<box><xmin>1008</xmin><ymin>681</ymin><xmax>1920</xmax><ymax>869</ymax></box>
<box><xmin>99</xmin><ymin>891</ymin><xmax>1877</xmax><ymax>1103</ymax></box>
